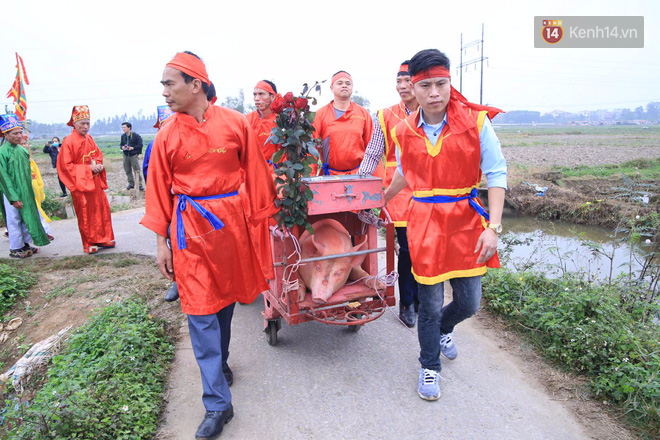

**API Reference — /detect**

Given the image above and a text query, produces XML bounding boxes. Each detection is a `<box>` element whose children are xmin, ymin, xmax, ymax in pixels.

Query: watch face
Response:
<box><xmin>490</xmin><ymin>223</ymin><xmax>502</xmax><ymax>233</ymax></box>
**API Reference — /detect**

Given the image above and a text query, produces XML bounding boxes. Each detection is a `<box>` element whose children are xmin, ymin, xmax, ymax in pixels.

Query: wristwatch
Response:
<box><xmin>487</xmin><ymin>223</ymin><xmax>503</xmax><ymax>234</ymax></box>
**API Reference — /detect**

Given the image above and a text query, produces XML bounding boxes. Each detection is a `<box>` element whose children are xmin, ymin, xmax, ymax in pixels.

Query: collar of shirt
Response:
<box><xmin>417</xmin><ymin>108</ymin><xmax>448</xmax><ymax>133</ymax></box>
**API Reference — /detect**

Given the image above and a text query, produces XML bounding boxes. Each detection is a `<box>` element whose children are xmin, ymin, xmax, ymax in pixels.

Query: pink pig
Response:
<box><xmin>297</xmin><ymin>219</ymin><xmax>372</xmax><ymax>304</ymax></box>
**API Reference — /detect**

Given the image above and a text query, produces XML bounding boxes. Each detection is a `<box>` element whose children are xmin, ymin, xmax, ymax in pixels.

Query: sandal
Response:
<box><xmin>84</xmin><ymin>245</ymin><xmax>99</xmax><ymax>254</ymax></box>
<box><xmin>22</xmin><ymin>244</ymin><xmax>38</xmax><ymax>254</ymax></box>
<box><xmin>9</xmin><ymin>249</ymin><xmax>32</xmax><ymax>259</ymax></box>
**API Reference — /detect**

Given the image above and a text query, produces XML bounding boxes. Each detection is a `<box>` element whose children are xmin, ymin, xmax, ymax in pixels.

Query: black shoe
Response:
<box><xmin>60</xmin><ymin>193</ymin><xmax>67</xmax><ymax>198</ymax></box>
<box><xmin>195</xmin><ymin>405</ymin><xmax>233</xmax><ymax>439</ymax></box>
<box><xmin>164</xmin><ymin>283</ymin><xmax>179</xmax><ymax>302</ymax></box>
<box><xmin>222</xmin><ymin>363</ymin><xmax>233</xmax><ymax>387</ymax></box>
<box><xmin>126</xmin><ymin>185</ymin><xmax>134</xmax><ymax>190</ymax></box>
<box><xmin>139</xmin><ymin>186</ymin><xmax>145</xmax><ymax>191</ymax></box>
<box><xmin>399</xmin><ymin>304</ymin><xmax>416</xmax><ymax>328</ymax></box>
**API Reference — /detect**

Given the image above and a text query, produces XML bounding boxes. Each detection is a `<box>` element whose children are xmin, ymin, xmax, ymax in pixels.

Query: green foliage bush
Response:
<box><xmin>0</xmin><ymin>264</ymin><xmax>36</xmax><ymax>321</ymax></box>
<box><xmin>41</xmin><ymin>189</ymin><xmax>66</xmax><ymax>219</ymax></box>
<box><xmin>3</xmin><ymin>299</ymin><xmax>175</xmax><ymax>439</ymax></box>
<box><xmin>483</xmin><ymin>269</ymin><xmax>660</xmax><ymax>437</ymax></box>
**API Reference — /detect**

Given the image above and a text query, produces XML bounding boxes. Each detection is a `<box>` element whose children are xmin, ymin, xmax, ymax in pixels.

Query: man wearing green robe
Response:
<box><xmin>0</xmin><ymin>114</ymin><xmax>50</xmax><ymax>258</ymax></box>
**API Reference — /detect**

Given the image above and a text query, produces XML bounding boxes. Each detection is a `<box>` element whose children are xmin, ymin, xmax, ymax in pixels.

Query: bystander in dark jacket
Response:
<box><xmin>42</xmin><ymin>136</ymin><xmax>67</xmax><ymax>197</ymax></box>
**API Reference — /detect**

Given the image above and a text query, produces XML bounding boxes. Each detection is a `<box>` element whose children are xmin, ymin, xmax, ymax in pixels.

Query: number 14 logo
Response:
<box><xmin>542</xmin><ymin>20</ymin><xmax>564</xmax><ymax>44</ymax></box>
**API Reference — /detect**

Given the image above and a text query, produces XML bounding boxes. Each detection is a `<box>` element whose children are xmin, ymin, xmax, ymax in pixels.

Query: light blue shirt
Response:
<box><xmin>395</xmin><ymin>108</ymin><xmax>508</xmax><ymax>189</ymax></box>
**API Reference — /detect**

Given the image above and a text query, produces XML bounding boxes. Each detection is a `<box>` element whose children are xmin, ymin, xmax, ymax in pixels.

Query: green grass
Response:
<box><xmin>2</xmin><ymin>299</ymin><xmax>175</xmax><ymax>440</ymax></box>
<box><xmin>495</xmin><ymin>125</ymin><xmax>660</xmax><ymax>149</ymax></box>
<box><xmin>555</xmin><ymin>158</ymin><xmax>660</xmax><ymax>179</ymax></box>
<box><xmin>0</xmin><ymin>264</ymin><xmax>37</xmax><ymax>321</ymax></box>
<box><xmin>483</xmin><ymin>269</ymin><xmax>660</xmax><ymax>438</ymax></box>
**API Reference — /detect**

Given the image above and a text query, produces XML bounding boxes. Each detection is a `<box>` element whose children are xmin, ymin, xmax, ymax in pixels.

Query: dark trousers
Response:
<box><xmin>396</xmin><ymin>227</ymin><xmax>419</xmax><ymax>307</ymax></box>
<box><xmin>188</xmin><ymin>302</ymin><xmax>236</xmax><ymax>411</ymax></box>
<box><xmin>58</xmin><ymin>175</ymin><xmax>67</xmax><ymax>195</ymax></box>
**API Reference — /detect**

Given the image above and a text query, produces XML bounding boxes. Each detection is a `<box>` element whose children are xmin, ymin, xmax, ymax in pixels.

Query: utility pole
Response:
<box><xmin>458</xmin><ymin>23</ymin><xmax>488</xmax><ymax>104</ymax></box>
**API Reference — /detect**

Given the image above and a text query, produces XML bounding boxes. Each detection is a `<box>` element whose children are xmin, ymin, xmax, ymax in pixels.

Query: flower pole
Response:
<box><xmin>268</xmin><ymin>82</ymin><xmax>323</xmax><ymax>234</ymax></box>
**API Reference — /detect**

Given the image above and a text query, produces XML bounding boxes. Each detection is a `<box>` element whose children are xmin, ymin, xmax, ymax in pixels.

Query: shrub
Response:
<box><xmin>3</xmin><ymin>299</ymin><xmax>175</xmax><ymax>439</ymax></box>
<box><xmin>0</xmin><ymin>264</ymin><xmax>36</xmax><ymax>321</ymax></box>
<box><xmin>483</xmin><ymin>269</ymin><xmax>660</xmax><ymax>437</ymax></box>
<box><xmin>41</xmin><ymin>189</ymin><xmax>66</xmax><ymax>219</ymax></box>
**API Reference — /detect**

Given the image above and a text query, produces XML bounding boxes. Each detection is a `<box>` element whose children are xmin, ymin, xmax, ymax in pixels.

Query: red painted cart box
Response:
<box><xmin>302</xmin><ymin>175</ymin><xmax>384</xmax><ymax>215</ymax></box>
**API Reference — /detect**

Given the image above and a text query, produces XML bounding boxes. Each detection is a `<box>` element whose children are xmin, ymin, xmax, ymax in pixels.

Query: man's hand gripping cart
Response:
<box><xmin>263</xmin><ymin>175</ymin><xmax>397</xmax><ymax>346</ymax></box>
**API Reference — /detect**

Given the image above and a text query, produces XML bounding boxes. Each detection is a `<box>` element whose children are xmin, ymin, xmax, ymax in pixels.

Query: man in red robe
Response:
<box><xmin>141</xmin><ymin>51</ymin><xmax>277</xmax><ymax>439</ymax></box>
<box><xmin>313</xmin><ymin>71</ymin><xmax>373</xmax><ymax>175</ymax></box>
<box><xmin>57</xmin><ymin>105</ymin><xmax>115</xmax><ymax>254</ymax></box>
<box><xmin>384</xmin><ymin>49</ymin><xmax>507</xmax><ymax>402</ymax></box>
<box><xmin>246</xmin><ymin>80</ymin><xmax>279</xmax><ymax>168</ymax></box>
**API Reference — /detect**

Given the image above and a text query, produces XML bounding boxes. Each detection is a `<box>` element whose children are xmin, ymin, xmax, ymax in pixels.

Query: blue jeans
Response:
<box><xmin>417</xmin><ymin>276</ymin><xmax>482</xmax><ymax>371</ymax></box>
<box><xmin>188</xmin><ymin>303</ymin><xmax>236</xmax><ymax>411</ymax></box>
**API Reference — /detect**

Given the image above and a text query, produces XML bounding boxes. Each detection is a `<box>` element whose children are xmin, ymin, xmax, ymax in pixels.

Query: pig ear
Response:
<box><xmin>349</xmin><ymin>239</ymin><xmax>368</xmax><ymax>267</ymax></box>
<box><xmin>310</xmin><ymin>234</ymin><xmax>326</xmax><ymax>254</ymax></box>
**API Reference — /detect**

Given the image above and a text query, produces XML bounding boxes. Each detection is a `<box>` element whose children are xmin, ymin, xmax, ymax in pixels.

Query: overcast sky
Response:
<box><xmin>2</xmin><ymin>0</ymin><xmax>658</xmax><ymax>124</ymax></box>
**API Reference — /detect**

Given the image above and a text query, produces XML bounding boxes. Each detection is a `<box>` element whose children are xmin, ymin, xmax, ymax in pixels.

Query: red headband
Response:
<box><xmin>255</xmin><ymin>80</ymin><xmax>276</xmax><ymax>96</ymax></box>
<box><xmin>331</xmin><ymin>71</ymin><xmax>352</xmax><ymax>85</ymax></box>
<box><xmin>411</xmin><ymin>66</ymin><xmax>451</xmax><ymax>84</ymax></box>
<box><xmin>166</xmin><ymin>52</ymin><xmax>210</xmax><ymax>86</ymax></box>
<box><xmin>398</xmin><ymin>64</ymin><xmax>409</xmax><ymax>74</ymax></box>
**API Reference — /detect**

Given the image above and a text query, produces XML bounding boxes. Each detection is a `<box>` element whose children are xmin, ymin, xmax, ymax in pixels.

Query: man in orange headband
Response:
<box><xmin>384</xmin><ymin>49</ymin><xmax>507</xmax><ymax>401</ymax></box>
<box><xmin>359</xmin><ymin>60</ymin><xmax>420</xmax><ymax>328</ymax></box>
<box><xmin>141</xmin><ymin>51</ymin><xmax>277</xmax><ymax>439</ymax></box>
<box><xmin>57</xmin><ymin>105</ymin><xmax>115</xmax><ymax>254</ymax></box>
<box><xmin>246</xmin><ymin>80</ymin><xmax>279</xmax><ymax>168</ymax></box>
<box><xmin>313</xmin><ymin>70</ymin><xmax>373</xmax><ymax>175</ymax></box>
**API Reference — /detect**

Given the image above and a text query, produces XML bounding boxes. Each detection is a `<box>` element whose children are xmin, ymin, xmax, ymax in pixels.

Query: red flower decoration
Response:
<box><xmin>294</xmin><ymin>97</ymin><xmax>308</xmax><ymax>109</ymax></box>
<box><xmin>283</xmin><ymin>92</ymin><xmax>295</xmax><ymax>103</ymax></box>
<box><xmin>270</xmin><ymin>96</ymin><xmax>286</xmax><ymax>114</ymax></box>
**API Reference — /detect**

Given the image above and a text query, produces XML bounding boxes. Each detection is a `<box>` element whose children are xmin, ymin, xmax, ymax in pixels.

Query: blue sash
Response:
<box><xmin>321</xmin><ymin>163</ymin><xmax>359</xmax><ymax>176</ymax></box>
<box><xmin>176</xmin><ymin>191</ymin><xmax>239</xmax><ymax>250</ymax></box>
<box><xmin>412</xmin><ymin>188</ymin><xmax>490</xmax><ymax>221</ymax></box>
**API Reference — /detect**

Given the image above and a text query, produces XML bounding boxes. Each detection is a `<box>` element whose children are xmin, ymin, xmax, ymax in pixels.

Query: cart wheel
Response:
<box><xmin>348</xmin><ymin>313</ymin><xmax>363</xmax><ymax>333</ymax></box>
<box><xmin>267</xmin><ymin>320</ymin><xmax>279</xmax><ymax>346</ymax></box>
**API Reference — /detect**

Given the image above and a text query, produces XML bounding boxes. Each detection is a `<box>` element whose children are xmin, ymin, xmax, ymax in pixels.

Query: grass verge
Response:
<box><xmin>483</xmin><ymin>269</ymin><xmax>660</xmax><ymax>438</ymax></box>
<box><xmin>555</xmin><ymin>157</ymin><xmax>660</xmax><ymax>179</ymax></box>
<box><xmin>0</xmin><ymin>264</ymin><xmax>36</xmax><ymax>321</ymax></box>
<box><xmin>2</xmin><ymin>298</ymin><xmax>175</xmax><ymax>439</ymax></box>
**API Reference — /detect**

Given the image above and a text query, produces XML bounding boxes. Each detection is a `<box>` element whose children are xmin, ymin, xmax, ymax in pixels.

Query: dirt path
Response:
<box><xmin>3</xmin><ymin>209</ymin><xmax>634</xmax><ymax>439</ymax></box>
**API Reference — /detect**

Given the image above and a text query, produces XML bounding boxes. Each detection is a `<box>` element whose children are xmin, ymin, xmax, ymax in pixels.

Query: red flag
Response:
<box><xmin>6</xmin><ymin>53</ymin><xmax>29</xmax><ymax>121</ymax></box>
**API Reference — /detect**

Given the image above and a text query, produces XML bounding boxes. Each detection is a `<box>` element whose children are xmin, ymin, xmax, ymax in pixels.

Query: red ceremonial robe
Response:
<box><xmin>57</xmin><ymin>130</ymin><xmax>115</xmax><ymax>249</ymax></box>
<box><xmin>392</xmin><ymin>106</ymin><xmax>499</xmax><ymax>285</ymax></box>
<box><xmin>377</xmin><ymin>101</ymin><xmax>413</xmax><ymax>227</ymax></box>
<box><xmin>246</xmin><ymin>111</ymin><xmax>278</xmax><ymax>168</ymax></box>
<box><xmin>244</xmin><ymin>110</ymin><xmax>278</xmax><ymax>280</ymax></box>
<box><xmin>141</xmin><ymin>105</ymin><xmax>278</xmax><ymax>315</ymax></box>
<box><xmin>313</xmin><ymin>101</ymin><xmax>373</xmax><ymax>175</ymax></box>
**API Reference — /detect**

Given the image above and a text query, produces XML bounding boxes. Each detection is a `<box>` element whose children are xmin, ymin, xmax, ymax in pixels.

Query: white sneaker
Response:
<box><xmin>440</xmin><ymin>333</ymin><xmax>458</xmax><ymax>360</ymax></box>
<box><xmin>417</xmin><ymin>368</ymin><xmax>441</xmax><ymax>401</ymax></box>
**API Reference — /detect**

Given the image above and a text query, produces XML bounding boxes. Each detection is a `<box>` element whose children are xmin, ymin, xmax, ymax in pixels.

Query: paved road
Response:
<box><xmin>5</xmin><ymin>209</ymin><xmax>590</xmax><ymax>439</ymax></box>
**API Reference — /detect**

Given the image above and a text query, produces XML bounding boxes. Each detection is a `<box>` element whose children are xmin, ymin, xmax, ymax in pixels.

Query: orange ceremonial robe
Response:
<box><xmin>141</xmin><ymin>105</ymin><xmax>278</xmax><ymax>315</ymax></box>
<box><xmin>57</xmin><ymin>130</ymin><xmax>115</xmax><ymax>249</ymax></box>
<box><xmin>392</xmin><ymin>106</ymin><xmax>499</xmax><ymax>285</ymax></box>
<box><xmin>378</xmin><ymin>101</ymin><xmax>413</xmax><ymax>227</ymax></box>
<box><xmin>313</xmin><ymin>101</ymin><xmax>373</xmax><ymax>175</ymax></box>
<box><xmin>246</xmin><ymin>111</ymin><xmax>278</xmax><ymax>167</ymax></box>
<box><xmin>244</xmin><ymin>110</ymin><xmax>279</xmax><ymax>280</ymax></box>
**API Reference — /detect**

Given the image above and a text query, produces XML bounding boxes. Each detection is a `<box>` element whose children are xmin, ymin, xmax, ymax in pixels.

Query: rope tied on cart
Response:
<box><xmin>175</xmin><ymin>191</ymin><xmax>238</xmax><ymax>250</ymax></box>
